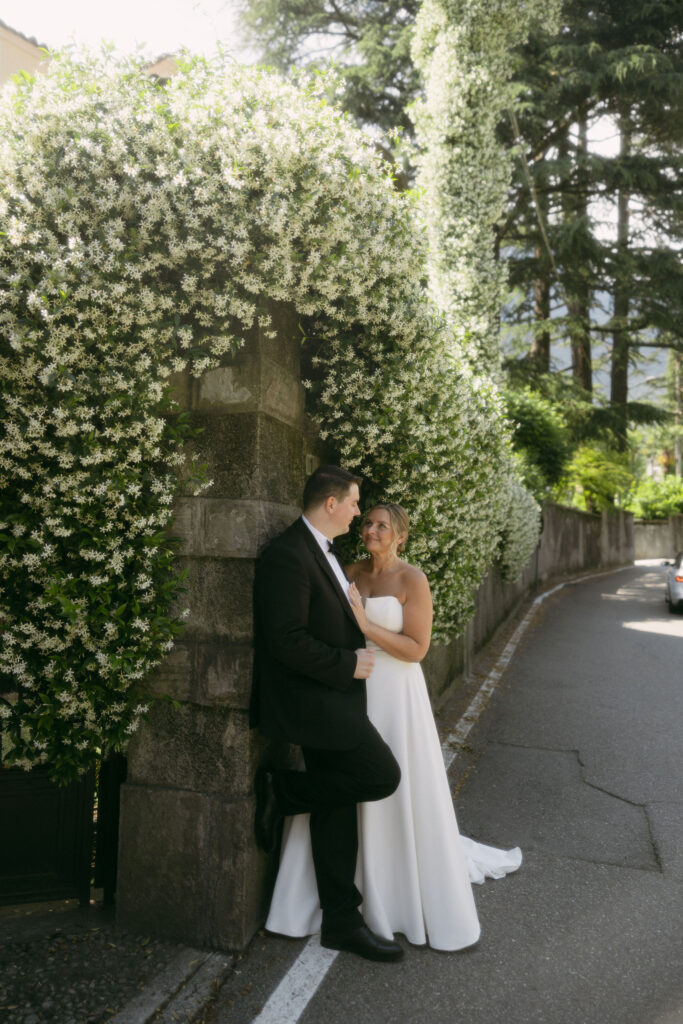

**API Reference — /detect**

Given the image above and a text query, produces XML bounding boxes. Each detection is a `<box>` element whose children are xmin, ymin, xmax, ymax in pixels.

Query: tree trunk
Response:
<box><xmin>610</xmin><ymin>119</ymin><xmax>631</xmax><ymax>452</ymax></box>
<box><xmin>569</xmin><ymin>118</ymin><xmax>592</xmax><ymax>394</ymax></box>
<box><xmin>675</xmin><ymin>353</ymin><xmax>682</xmax><ymax>478</ymax></box>
<box><xmin>559</xmin><ymin>121</ymin><xmax>592</xmax><ymax>394</ymax></box>
<box><xmin>568</xmin><ymin>296</ymin><xmax>592</xmax><ymax>393</ymax></box>
<box><xmin>530</xmin><ymin>245</ymin><xmax>551</xmax><ymax>371</ymax></box>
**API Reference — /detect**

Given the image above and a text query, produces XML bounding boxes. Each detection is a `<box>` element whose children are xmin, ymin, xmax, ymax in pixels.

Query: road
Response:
<box><xmin>205</xmin><ymin>563</ymin><xmax>683</xmax><ymax>1024</ymax></box>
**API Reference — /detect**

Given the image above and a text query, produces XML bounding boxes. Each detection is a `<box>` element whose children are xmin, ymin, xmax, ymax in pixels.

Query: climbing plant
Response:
<box><xmin>411</xmin><ymin>0</ymin><xmax>561</xmax><ymax>368</ymax></box>
<box><xmin>0</xmin><ymin>51</ymin><xmax>531</xmax><ymax>776</ymax></box>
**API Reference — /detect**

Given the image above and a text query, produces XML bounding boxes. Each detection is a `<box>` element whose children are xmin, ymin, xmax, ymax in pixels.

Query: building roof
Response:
<box><xmin>1</xmin><ymin>20</ymin><xmax>176</xmax><ymax>70</ymax></box>
<box><xmin>0</xmin><ymin>18</ymin><xmax>48</xmax><ymax>51</ymax></box>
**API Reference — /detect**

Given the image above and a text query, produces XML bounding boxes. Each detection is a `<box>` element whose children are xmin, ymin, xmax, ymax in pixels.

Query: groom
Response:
<box><xmin>250</xmin><ymin>464</ymin><xmax>403</xmax><ymax>961</ymax></box>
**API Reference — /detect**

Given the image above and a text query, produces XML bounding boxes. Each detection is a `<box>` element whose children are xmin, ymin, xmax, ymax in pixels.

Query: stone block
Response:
<box><xmin>178</xmin><ymin>413</ymin><xmax>306</xmax><ymax>505</ymax></box>
<box><xmin>126</xmin><ymin>702</ymin><xmax>256</xmax><ymax>797</ymax></box>
<box><xmin>145</xmin><ymin>643</ymin><xmax>193</xmax><ymax>703</ymax></box>
<box><xmin>254</xmin><ymin>299</ymin><xmax>301</xmax><ymax>375</ymax></box>
<box><xmin>179</xmin><ymin>557</ymin><xmax>254</xmax><ymax>642</ymax></box>
<box><xmin>117</xmin><ymin>784</ymin><xmax>269</xmax><ymax>949</ymax></box>
<box><xmin>203</xmin><ymin>499</ymin><xmax>259</xmax><ymax>557</ymax></box>
<box><xmin>198</xmin><ymin>642</ymin><xmax>254</xmax><ymax>708</ymax></box>
<box><xmin>204</xmin><ymin>796</ymin><xmax>273</xmax><ymax>949</ymax></box>
<box><xmin>190</xmin><ymin>358</ymin><xmax>304</xmax><ymax>427</ymax></box>
<box><xmin>144</xmin><ymin>640</ymin><xmax>253</xmax><ymax>709</ymax></box>
<box><xmin>194</xmin><ymin>364</ymin><xmax>256</xmax><ymax>413</ymax></box>
<box><xmin>253</xmin><ymin>415</ymin><xmax>307</xmax><ymax>504</ymax></box>
<box><xmin>260</xmin><ymin>356</ymin><xmax>305</xmax><ymax>425</ymax></box>
<box><xmin>165</xmin><ymin>370</ymin><xmax>193</xmax><ymax>411</ymax></box>
<box><xmin>116</xmin><ymin>785</ymin><xmax>211</xmax><ymax>941</ymax></box>
<box><xmin>170</xmin><ymin>499</ymin><xmax>300</xmax><ymax>559</ymax></box>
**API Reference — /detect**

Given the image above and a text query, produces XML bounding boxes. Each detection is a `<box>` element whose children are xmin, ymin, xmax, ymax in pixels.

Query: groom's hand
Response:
<box><xmin>353</xmin><ymin>648</ymin><xmax>375</xmax><ymax>679</ymax></box>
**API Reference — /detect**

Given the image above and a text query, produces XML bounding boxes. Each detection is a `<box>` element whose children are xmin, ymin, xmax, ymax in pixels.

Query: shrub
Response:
<box><xmin>555</xmin><ymin>445</ymin><xmax>634</xmax><ymax>513</ymax></box>
<box><xmin>624</xmin><ymin>477</ymin><xmax>683</xmax><ymax>520</ymax></box>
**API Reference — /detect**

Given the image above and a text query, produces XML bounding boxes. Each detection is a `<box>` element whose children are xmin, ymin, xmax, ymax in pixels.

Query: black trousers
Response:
<box><xmin>273</xmin><ymin>719</ymin><xmax>401</xmax><ymax>932</ymax></box>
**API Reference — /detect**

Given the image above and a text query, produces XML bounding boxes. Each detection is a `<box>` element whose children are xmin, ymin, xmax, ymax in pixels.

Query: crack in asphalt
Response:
<box><xmin>457</xmin><ymin>739</ymin><xmax>664</xmax><ymax>874</ymax></box>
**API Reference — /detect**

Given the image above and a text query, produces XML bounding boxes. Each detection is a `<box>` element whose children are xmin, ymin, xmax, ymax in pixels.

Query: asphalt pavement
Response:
<box><xmin>202</xmin><ymin>562</ymin><xmax>683</xmax><ymax>1024</ymax></box>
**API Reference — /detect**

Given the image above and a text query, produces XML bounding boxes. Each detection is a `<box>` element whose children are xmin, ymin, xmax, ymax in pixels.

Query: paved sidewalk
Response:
<box><xmin>0</xmin><ymin>900</ymin><xmax>231</xmax><ymax>1024</ymax></box>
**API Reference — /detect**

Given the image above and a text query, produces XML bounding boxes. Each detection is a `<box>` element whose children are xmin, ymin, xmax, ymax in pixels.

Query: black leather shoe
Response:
<box><xmin>254</xmin><ymin>768</ymin><xmax>284</xmax><ymax>853</ymax></box>
<box><xmin>321</xmin><ymin>923</ymin><xmax>404</xmax><ymax>962</ymax></box>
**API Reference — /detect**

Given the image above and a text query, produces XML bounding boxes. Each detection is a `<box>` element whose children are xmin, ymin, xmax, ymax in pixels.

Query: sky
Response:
<box><xmin>1</xmin><ymin>0</ymin><xmax>254</xmax><ymax>62</ymax></box>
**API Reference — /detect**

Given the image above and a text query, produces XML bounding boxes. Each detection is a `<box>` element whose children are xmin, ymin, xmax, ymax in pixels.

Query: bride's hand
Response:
<box><xmin>348</xmin><ymin>583</ymin><xmax>369</xmax><ymax>633</ymax></box>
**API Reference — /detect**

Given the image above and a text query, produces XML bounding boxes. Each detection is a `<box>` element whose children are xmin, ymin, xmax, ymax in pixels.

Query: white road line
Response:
<box><xmin>250</xmin><ymin>937</ymin><xmax>338</xmax><ymax>1024</ymax></box>
<box><xmin>253</xmin><ymin>564</ymin><xmax>634</xmax><ymax>1024</ymax></box>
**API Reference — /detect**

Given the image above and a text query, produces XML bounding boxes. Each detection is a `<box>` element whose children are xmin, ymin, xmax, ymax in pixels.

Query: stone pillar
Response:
<box><xmin>116</xmin><ymin>302</ymin><xmax>310</xmax><ymax>950</ymax></box>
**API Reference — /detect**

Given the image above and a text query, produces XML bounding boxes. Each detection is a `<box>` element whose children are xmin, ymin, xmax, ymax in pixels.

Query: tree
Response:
<box><xmin>240</xmin><ymin>1</ymin><xmax>421</xmax><ymax>145</ymax></box>
<box><xmin>502</xmin><ymin>0</ymin><xmax>683</xmax><ymax>449</ymax></box>
<box><xmin>241</xmin><ymin>0</ymin><xmax>683</xmax><ymax>489</ymax></box>
<box><xmin>631</xmin><ymin>346</ymin><xmax>683</xmax><ymax>477</ymax></box>
<box><xmin>504</xmin><ymin>385</ymin><xmax>573</xmax><ymax>497</ymax></box>
<box><xmin>556</xmin><ymin>444</ymin><xmax>634</xmax><ymax>513</ymax></box>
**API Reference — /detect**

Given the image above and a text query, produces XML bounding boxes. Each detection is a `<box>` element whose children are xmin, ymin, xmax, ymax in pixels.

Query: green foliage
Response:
<box><xmin>503</xmin><ymin>386</ymin><xmax>572</xmax><ymax>496</ymax></box>
<box><xmin>411</xmin><ymin>0</ymin><xmax>560</xmax><ymax>368</ymax></box>
<box><xmin>501</xmin><ymin>0</ymin><xmax>683</xmax><ymax>417</ymax></box>
<box><xmin>623</xmin><ymin>476</ymin><xmax>683</xmax><ymax>520</ymax></box>
<box><xmin>240</xmin><ymin>0</ymin><xmax>421</xmax><ymax>140</ymax></box>
<box><xmin>497</xmin><ymin>470</ymin><xmax>542</xmax><ymax>581</ymax></box>
<box><xmin>554</xmin><ymin>445</ymin><xmax>635</xmax><ymax>513</ymax></box>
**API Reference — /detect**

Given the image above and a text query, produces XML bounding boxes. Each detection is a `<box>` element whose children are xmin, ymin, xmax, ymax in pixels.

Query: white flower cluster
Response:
<box><xmin>496</xmin><ymin>470</ymin><xmax>542</xmax><ymax>582</ymax></box>
<box><xmin>411</xmin><ymin>0</ymin><xmax>560</xmax><ymax>368</ymax></box>
<box><xmin>0</xmin><ymin>50</ymin><xmax>542</xmax><ymax>775</ymax></box>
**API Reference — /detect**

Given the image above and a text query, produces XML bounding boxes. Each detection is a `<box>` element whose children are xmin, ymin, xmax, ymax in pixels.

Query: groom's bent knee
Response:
<box><xmin>363</xmin><ymin>746</ymin><xmax>401</xmax><ymax>802</ymax></box>
<box><xmin>376</xmin><ymin>755</ymin><xmax>401</xmax><ymax>800</ymax></box>
<box><xmin>345</xmin><ymin>721</ymin><xmax>401</xmax><ymax>802</ymax></box>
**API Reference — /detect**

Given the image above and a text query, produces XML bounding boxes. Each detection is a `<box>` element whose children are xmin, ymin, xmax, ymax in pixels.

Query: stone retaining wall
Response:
<box><xmin>633</xmin><ymin>516</ymin><xmax>683</xmax><ymax>559</ymax></box>
<box><xmin>424</xmin><ymin>504</ymin><xmax>634</xmax><ymax>702</ymax></box>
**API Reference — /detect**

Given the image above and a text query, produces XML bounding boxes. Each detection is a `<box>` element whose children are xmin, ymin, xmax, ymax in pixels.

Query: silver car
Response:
<box><xmin>665</xmin><ymin>552</ymin><xmax>683</xmax><ymax>611</ymax></box>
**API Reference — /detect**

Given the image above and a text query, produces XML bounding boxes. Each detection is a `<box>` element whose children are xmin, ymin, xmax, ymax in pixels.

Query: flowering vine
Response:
<box><xmin>1</xmin><ymin>51</ymin><xmax>536</xmax><ymax>777</ymax></box>
<box><xmin>411</xmin><ymin>0</ymin><xmax>561</xmax><ymax>369</ymax></box>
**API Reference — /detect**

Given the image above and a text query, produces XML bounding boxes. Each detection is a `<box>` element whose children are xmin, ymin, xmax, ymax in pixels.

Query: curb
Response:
<box><xmin>108</xmin><ymin>947</ymin><xmax>232</xmax><ymax>1024</ymax></box>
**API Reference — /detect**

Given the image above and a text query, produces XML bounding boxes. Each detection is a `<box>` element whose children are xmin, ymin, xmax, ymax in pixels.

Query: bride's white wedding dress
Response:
<box><xmin>266</xmin><ymin>595</ymin><xmax>522</xmax><ymax>951</ymax></box>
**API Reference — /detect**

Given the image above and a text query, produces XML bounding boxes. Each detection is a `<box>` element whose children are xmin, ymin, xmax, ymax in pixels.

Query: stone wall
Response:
<box><xmin>633</xmin><ymin>516</ymin><xmax>683</xmax><ymax>559</ymax></box>
<box><xmin>116</xmin><ymin>302</ymin><xmax>315</xmax><ymax>950</ymax></box>
<box><xmin>424</xmin><ymin>504</ymin><xmax>634</xmax><ymax>703</ymax></box>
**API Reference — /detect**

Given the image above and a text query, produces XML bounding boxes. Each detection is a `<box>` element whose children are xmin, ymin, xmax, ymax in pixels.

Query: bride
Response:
<box><xmin>265</xmin><ymin>503</ymin><xmax>521</xmax><ymax>951</ymax></box>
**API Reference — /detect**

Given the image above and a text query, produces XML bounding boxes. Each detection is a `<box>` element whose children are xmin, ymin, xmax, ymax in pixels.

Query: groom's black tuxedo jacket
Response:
<box><xmin>250</xmin><ymin>517</ymin><xmax>367</xmax><ymax>751</ymax></box>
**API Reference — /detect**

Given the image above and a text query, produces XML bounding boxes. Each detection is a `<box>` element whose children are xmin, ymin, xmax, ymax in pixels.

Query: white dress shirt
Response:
<box><xmin>302</xmin><ymin>515</ymin><xmax>350</xmax><ymax>601</ymax></box>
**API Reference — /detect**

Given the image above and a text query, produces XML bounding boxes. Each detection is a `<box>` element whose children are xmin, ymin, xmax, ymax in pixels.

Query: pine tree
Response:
<box><xmin>239</xmin><ymin>1</ymin><xmax>420</xmax><ymax>138</ymax></box>
<box><xmin>502</xmin><ymin>0</ymin><xmax>683</xmax><ymax>449</ymax></box>
<box><xmin>241</xmin><ymin>0</ymin><xmax>683</xmax><ymax>452</ymax></box>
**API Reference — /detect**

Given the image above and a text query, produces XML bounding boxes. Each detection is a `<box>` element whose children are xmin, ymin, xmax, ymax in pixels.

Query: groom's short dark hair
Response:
<box><xmin>303</xmin><ymin>464</ymin><xmax>362</xmax><ymax>511</ymax></box>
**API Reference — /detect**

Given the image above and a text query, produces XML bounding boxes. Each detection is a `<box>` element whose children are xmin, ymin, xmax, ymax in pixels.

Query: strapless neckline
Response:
<box><xmin>364</xmin><ymin>595</ymin><xmax>403</xmax><ymax>605</ymax></box>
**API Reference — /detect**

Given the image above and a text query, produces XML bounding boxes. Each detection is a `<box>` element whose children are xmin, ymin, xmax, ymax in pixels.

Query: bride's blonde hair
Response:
<box><xmin>368</xmin><ymin>502</ymin><xmax>410</xmax><ymax>553</ymax></box>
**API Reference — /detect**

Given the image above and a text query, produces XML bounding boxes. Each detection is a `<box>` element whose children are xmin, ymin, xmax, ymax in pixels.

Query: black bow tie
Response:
<box><xmin>327</xmin><ymin>540</ymin><xmax>343</xmax><ymax>558</ymax></box>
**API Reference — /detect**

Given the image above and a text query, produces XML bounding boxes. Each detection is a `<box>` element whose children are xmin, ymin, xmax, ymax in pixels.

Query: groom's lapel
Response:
<box><xmin>296</xmin><ymin>519</ymin><xmax>359</xmax><ymax>628</ymax></box>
